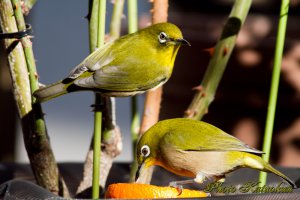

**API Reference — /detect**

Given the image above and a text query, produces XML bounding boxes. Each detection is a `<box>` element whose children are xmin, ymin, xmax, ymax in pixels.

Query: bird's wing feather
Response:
<box><xmin>67</xmin><ymin>41</ymin><xmax>115</xmax><ymax>79</ymax></box>
<box><xmin>73</xmin><ymin>65</ymin><xmax>136</xmax><ymax>90</ymax></box>
<box><xmin>160</xmin><ymin>120</ymin><xmax>263</xmax><ymax>154</ymax></box>
<box><xmin>74</xmin><ymin>63</ymin><xmax>166</xmax><ymax>91</ymax></box>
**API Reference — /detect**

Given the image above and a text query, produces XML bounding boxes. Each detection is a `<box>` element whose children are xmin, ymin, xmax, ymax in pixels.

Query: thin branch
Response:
<box><xmin>77</xmin><ymin>0</ymin><xmax>123</xmax><ymax>197</ymax></box>
<box><xmin>110</xmin><ymin>0</ymin><xmax>124</xmax><ymax>39</ymax></box>
<box><xmin>259</xmin><ymin>0</ymin><xmax>289</xmax><ymax>186</ymax></box>
<box><xmin>152</xmin><ymin>0</ymin><xmax>168</xmax><ymax>24</ymax></box>
<box><xmin>139</xmin><ymin>0</ymin><xmax>168</xmax><ymax>135</ymax></box>
<box><xmin>184</xmin><ymin>0</ymin><xmax>252</xmax><ymax>120</ymax></box>
<box><xmin>89</xmin><ymin>0</ymin><xmax>99</xmax><ymax>52</ymax></box>
<box><xmin>139</xmin><ymin>88</ymin><xmax>163</xmax><ymax>134</ymax></box>
<box><xmin>0</xmin><ymin>0</ymin><xmax>32</xmax><ymax>117</ymax></box>
<box><xmin>0</xmin><ymin>0</ymin><xmax>69</xmax><ymax>196</ymax></box>
<box><xmin>91</xmin><ymin>0</ymin><xmax>106</xmax><ymax>198</ymax></box>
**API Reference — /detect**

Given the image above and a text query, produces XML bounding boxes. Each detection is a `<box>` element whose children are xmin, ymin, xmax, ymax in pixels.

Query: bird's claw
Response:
<box><xmin>217</xmin><ymin>177</ymin><xmax>226</xmax><ymax>183</ymax></box>
<box><xmin>205</xmin><ymin>192</ymin><xmax>212</xmax><ymax>197</ymax></box>
<box><xmin>169</xmin><ymin>181</ymin><xmax>183</xmax><ymax>196</ymax></box>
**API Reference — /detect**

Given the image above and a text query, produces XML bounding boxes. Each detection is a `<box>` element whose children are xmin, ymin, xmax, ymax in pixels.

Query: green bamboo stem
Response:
<box><xmin>91</xmin><ymin>0</ymin><xmax>106</xmax><ymax>198</ymax></box>
<box><xmin>127</xmin><ymin>0</ymin><xmax>140</xmax><ymax>183</ymax></box>
<box><xmin>259</xmin><ymin>0</ymin><xmax>289</xmax><ymax>186</ymax></box>
<box><xmin>184</xmin><ymin>0</ymin><xmax>252</xmax><ymax>120</ymax></box>
<box><xmin>1</xmin><ymin>0</ymin><xmax>69</xmax><ymax>196</ymax></box>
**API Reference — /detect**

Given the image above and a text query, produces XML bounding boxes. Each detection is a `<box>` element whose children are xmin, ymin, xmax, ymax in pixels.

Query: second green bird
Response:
<box><xmin>136</xmin><ymin>118</ymin><xmax>296</xmax><ymax>189</ymax></box>
<box><xmin>34</xmin><ymin>23</ymin><xmax>189</xmax><ymax>102</ymax></box>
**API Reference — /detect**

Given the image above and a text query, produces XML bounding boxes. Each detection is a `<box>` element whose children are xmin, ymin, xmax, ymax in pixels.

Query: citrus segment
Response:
<box><xmin>105</xmin><ymin>183</ymin><xmax>208</xmax><ymax>198</ymax></box>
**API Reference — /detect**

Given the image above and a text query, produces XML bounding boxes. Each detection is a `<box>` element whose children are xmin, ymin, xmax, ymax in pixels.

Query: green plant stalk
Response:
<box><xmin>11</xmin><ymin>0</ymin><xmax>39</xmax><ymax>97</ymax></box>
<box><xmin>127</xmin><ymin>0</ymin><xmax>139</xmax><ymax>183</ymax></box>
<box><xmin>104</xmin><ymin>0</ymin><xmax>125</xmax><ymax>141</ymax></box>
<box><xmin>89</xmin><ymin>0</ymin><xmax>99</xmax><ymax>197</ymax></box>
<box><xmin>130</xmin><ymin>96</ymin><xmax>140</xmax><ymax>182</ymax></box>
<box><xmin>89</xmin><ymin>0</ymin><xmax>99</xmax><ymax>52</ymax></box>
<box><xmin>259</xmin><ymin>0</ymin><xmax>289</xmax><ymax>186</ymax></box>
<box><xmin>77</xmin><ymin>0</ymin><xmax>124</xmax><ymax>196</ymax></box>
<box><xmin>91</xmin><ymin>0</ymin><xmax>106</xmax><ymax>198</ymax></box>
<box><xmin>0</xmin><ymin>0</ymin><xmax>32</xmax><ymax>117</ymax></box>
<box><xmin>101</xmin><ymin>0</ymin><xmax>124</xmax><ymax>150</ymax></box>
<box><xmin>184</xmin><ymin>0</ymin><xmax>252</xmax><ymax>120</ymax></box>
<box><xmin>110</xmin><ymin>0</ymin><xmax>124</xmax><ymax>39</ymax></box>
<box><xmin>1</xmin><ymin>0</ymin><xmax>69</xmax><ymax>196</ymax></box>
<box><xmin>92</xmin><ymin>95</ymin><xmax>102</xmax><ymax>199</ymax></box>
<box><xmin>97</xmin><ymin>0</ymin><xmax>106</xmax><ymax>48</ymax></box>
<box><xmin>128</xmin><ymin>0</ymin><xmax>137</xmax><ymax>33</ymax></box>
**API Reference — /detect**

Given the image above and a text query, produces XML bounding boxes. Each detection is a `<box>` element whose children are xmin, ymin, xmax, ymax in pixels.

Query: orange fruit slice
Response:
<box><xmin>105</xmin><ymin>183</ymin><xmax>208</xmax><ymax>198</ymax></box>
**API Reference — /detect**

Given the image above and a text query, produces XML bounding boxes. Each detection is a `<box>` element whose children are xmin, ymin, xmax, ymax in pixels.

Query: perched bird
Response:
<box><xmin>136</xmin><ymin>118</ymin><xmax>296</xmax><ymax>189</ymax></box>
<box><xmin>34</xmin><ymin>23</ymin><xmax>190</xmax><ymax>102</ymax></box>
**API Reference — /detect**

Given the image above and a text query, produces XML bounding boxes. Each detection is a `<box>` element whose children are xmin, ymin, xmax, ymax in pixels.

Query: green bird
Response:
<box><xmin>34</xmin><ymin>23</ymin><xmax>190</xmax><ymax>102</ymax></box>
<box><xmin>136</xmin><ymin>118</ymin><xmax>296</xmax><ymax>189</ymax></box>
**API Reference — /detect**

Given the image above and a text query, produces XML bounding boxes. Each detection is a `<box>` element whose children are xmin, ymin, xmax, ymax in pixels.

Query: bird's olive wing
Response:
<box><xmin>160</xmin><ymin>121</ymin><xmax>263</xmax><ymax>154</ymax></box>
<box><xmin>67</xmin><ymin>41</ymin><xmax>114</xmax><ymax>79</ymax></box>
<box><xmin>73</xmin><ymin>62</ymin><xmax>167</xmax><ymax>92</ymax></box>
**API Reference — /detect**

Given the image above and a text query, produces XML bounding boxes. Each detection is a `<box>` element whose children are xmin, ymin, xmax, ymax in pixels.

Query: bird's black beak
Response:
<box><xmin>176</xmin><ymin>38</ymin><xmax>191</xmax><ymax>46</ymax></box>
<box><xmin>135</xmin><ymin>165</ymin><xmax>141</xmax><ymax>182</ymax></box>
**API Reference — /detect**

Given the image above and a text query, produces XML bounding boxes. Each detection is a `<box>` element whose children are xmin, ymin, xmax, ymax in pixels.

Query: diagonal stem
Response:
<box><xmin>259</xmin><ymin>0</ymin><xmax>289</xmax><ymax>186</ymax></box>
<box><xmin>184</xmin><ymin>0</ymin><xmax>252</xmax><ymax>120</ymax></box>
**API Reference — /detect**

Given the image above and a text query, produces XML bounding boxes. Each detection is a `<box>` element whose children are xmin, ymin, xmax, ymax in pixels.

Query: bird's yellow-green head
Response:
<box><xmin>136</xmin><ymin>120</ymin><xmax>169</xmax><ymax>166</ymax></box>
<box><xmin>136</xmin><ymin>23</ymin><xmax>190</xmax><ymax>67</ymax></box>
<box><xmin>135</xmin><ymin>121</ymin><xmax>171</xmax><ymax>183</ymax></box>
<box><xmin>139</xmin><ymin>23</ymin><xmax>190</xmax><ymax>47</ymax></box>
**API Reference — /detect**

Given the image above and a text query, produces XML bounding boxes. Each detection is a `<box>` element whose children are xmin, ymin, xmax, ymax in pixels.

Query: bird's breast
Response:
<box><xmin>155</xmin><ymin>156</ymin><xmax>195</xmax><ymax>178</ymax></box>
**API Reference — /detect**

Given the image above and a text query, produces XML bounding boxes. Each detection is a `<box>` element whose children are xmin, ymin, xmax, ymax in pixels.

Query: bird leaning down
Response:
<box><xmin>34</xmin><ymin>23</ymin><xmax>190</xmax><ymax>102</ymax></box>
<box><xmin>136</xmin><ymin>118</ymin><xmax>296</xmax><ymax>190</ymax></box>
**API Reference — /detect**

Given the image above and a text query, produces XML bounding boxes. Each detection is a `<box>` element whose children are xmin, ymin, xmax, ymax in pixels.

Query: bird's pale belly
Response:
<box><xmin>161</xmin><ymin>147</ymin><xmax>244</xmax><ymax>178</ymax></box>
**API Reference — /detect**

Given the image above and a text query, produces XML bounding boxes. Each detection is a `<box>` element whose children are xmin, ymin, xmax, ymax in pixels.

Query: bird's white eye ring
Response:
<box><xmin>158</xmin><ymin>32</ymin><xmax>168</xmax><ymax>44</ymax></box>
<box><xmin>141</xmin><ymin>145</ymin><xmax>150</xmax><ymax>157</ymax></box>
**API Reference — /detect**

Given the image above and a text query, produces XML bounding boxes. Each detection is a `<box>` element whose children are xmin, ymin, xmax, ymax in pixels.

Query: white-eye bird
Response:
<box><xmin>136</xmin><ymin>118</ymin><xmax>296</xmax><ymax>189</ymax></box>
<box><xmin>34</xmin><ymin>23</ymin><xmax>190</xmax><ymax>102</ymax></box>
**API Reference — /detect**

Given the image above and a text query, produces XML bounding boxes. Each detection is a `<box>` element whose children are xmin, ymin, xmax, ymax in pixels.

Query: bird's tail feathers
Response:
<box><xmin>244</xmin><ymin>154</ymin><xmax>296</xmax><ymax>188</ymax></box>
<box><xmin>34</xmin><ymin>81</ymin><xmax>68</xmax><ymax>103</ymax></box>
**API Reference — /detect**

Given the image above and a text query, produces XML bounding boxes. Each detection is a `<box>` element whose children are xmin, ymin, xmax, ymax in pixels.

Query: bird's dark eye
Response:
<box><xmin>141</xmin><ymin>145</ymin><xmax>150</xmax><ymax>157</ymax></box>
<box><xmin>158</xmin><ymin>32</ymin><xmax>168</xmax><ymax>44</ymax></box>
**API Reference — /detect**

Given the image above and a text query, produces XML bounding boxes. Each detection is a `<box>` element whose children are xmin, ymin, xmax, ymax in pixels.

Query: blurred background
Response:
<box><xmin>1</xmin><ymin>0</ymin><xmax>300</xmax><ymax>168</ymax></box>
